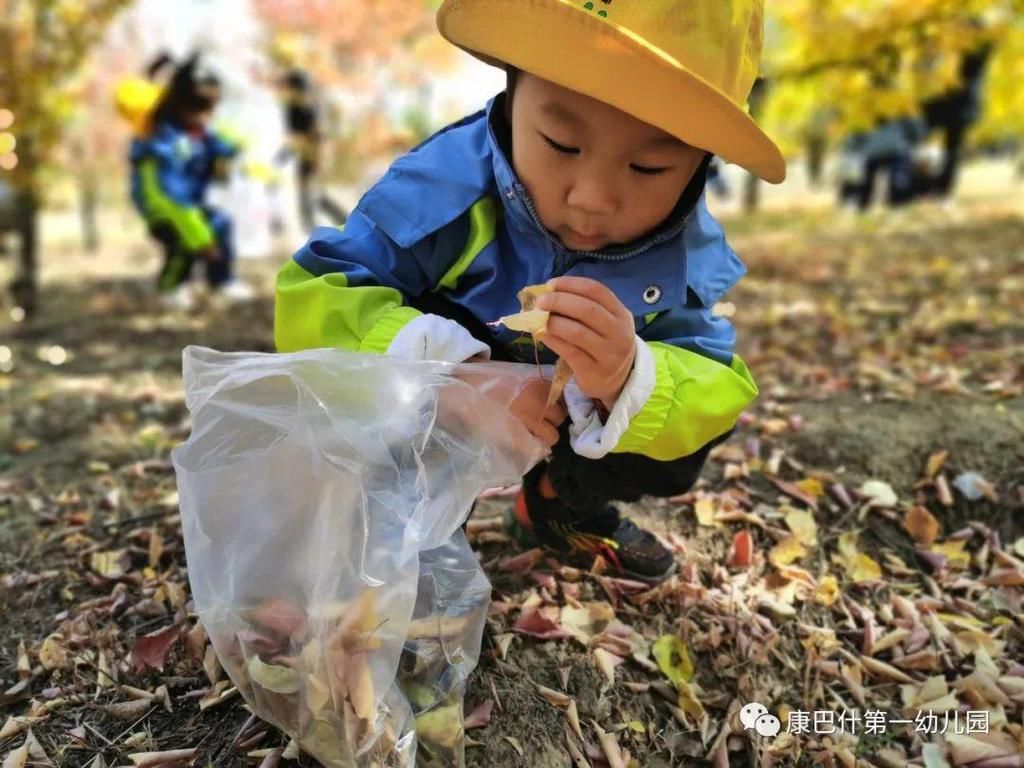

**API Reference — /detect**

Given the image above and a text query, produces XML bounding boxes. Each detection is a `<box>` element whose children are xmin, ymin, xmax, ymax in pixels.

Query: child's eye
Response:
<box><xmin>631</xmin><ymin>163</ymin><xmax>668</xmax><ymax>176</ymax></box>
<box><xmin>541</xmin><ymin>134</ymin><xmax>580</xmax><ymax>155</ymax></box>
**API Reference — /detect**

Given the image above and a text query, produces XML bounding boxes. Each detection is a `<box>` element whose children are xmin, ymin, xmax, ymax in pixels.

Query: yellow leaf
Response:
<box><xmin>90</xmin><ymin>550</ymin><xmax>128</xmax><ymax>579</ymax></box>
<box><xmin>784</xmin><ymin>507</ymin><xmax>818</xmax><ymax>546</ymax></box>
<box><xmin>903</xmin><ymin>506</ymin><xmax>941</xmax><ymax>546</ymax></box>
<box><xmin>495</xmin><ymin>309</ymin><xmax>549</xmax><ymax>334</ymax></box>
<box><xmin>925</xmin><ymin>450</ymin><xmax>949</xmax><ymax>479</ymax></box>
<box><xmin>814</xmin><ymin>575</ymin><xmax>840</xmax><ymax>606</ymax></box>
<box><xmin>832</xmin><ymin>533</ymin><xmax>882</xmax><ymax>582</ymax></box>
<box><xmin>246</xmin><ymin>656</ymin><xmax>300</xmax><ymax>694</ymax></box>
<box><xmin>652</xmin><ymin>635</ymin><xmax>694</xmax><ymax>686</ymax></box>
<box><xmin>517</xmin><ymin>283</ymin><xmax>554</xmax><ymax>310</ymax></box>
<box><xmin>694</xmin><ymin>498</ymin><xmax>717</xmax><ymax>526</ymax></box>
<box><xmin>677</xmin><ymin>680</ymin><xmax>706</xmax><ymax>721</ymax></box>
<box><xmin>770</xmin><ymin>536</ymin><xmax>808</xmax><ymax>568</ymax></box>
<box><xmin>930</xmin><ymin>539</ymin><xmax>971</xmax><ymax>569</ymax></box>
<box><xmin>795</xmin><ymin>478</ymin><xmax>825</xmax><ymax>499</ymax></box>
<box><xmin>846</xmin><ymin>553</ymin><xmax>882</xmax><ymax>583</ymax></box>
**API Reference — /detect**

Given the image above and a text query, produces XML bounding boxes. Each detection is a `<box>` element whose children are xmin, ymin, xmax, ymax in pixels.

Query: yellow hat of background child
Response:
<box><xmin>114</xmin><ymin>77</ymin><xmax>164</xmax><ymax>136</ymax></box>
<box><xmin>437</xmin><ymin>0</ymin><xmax>786</xmax><ymax>183</ymax></box>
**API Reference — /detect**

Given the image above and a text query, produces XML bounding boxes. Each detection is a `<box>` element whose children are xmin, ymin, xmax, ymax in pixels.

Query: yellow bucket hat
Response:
<box><xmin>437</xmin><ymin>0</ymin><xmax>786</xmax><ymax>183</ymax></box>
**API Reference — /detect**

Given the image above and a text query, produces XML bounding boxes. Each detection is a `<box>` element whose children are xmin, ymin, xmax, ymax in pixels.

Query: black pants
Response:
<box><xmin>412</xmin><ymin>293</ymin><xmax>721</xmax><ymax>513</ymax></box>
<box><xmin>149</xmin><ymin>207</ymin><xmax>234</xmax><ymax>292</ymax></box>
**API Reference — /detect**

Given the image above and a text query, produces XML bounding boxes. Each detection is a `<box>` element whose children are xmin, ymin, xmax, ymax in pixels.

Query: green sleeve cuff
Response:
<box><xmin>614</xmin><ymin>343</ymin><xmax>758</xmax><ymax>461</ymax></box>
<box><xmin>359</xmin><ymin>306</ymin><xmax>423</xmax><ymax>354</ymax></box>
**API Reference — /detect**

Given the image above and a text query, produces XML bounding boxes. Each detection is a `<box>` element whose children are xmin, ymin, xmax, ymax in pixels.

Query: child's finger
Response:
<box><xmin>539</xmin><ymin>332</ymin><xmax>598</xmax><ymax>368</ymax></box>
<box><xmin>537</xmin><ymin>292</ymin><xmax>617</xmax><ymax>336</ymax></box>
<box><xmin>545</xmin><ymin>314</ymin><xmax>604</xmax><ymax>353</ymax></box>
<box><xmin>546</xmin><ymin>276</ymin><xmax>626</xmax><ymax>316</ymax></box>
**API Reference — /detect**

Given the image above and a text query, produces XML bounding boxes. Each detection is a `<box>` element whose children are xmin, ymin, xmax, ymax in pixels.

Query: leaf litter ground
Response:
<box><xmin>1</xmin><ymin>202</ymin><xmax>1022</xmax><ymax>767</ymax></box>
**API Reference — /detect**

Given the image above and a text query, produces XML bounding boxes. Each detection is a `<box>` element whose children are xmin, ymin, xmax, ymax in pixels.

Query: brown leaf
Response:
<box><xmin>498</xmin><ymin>547</ymin><xmax>544</xmax><ymax>574</ymax></box>
<box><xmin>767</xmin><ymin>478</ymin><xmax>819</xmax><ymax>509</ymax></box>
<box><xmin>904</xmin><ymin>506</ymin><xmax>941</xmax><ymax>546</ymax></box>
<box><xmin>729</xmin><ymin>530</ymin><xmax>754</xmax><ymax>568</ymax></box>
<box><xmin>535</xmin><ymin>685</ymin><xmax>571</xmax><ymax>708</ymax></box>
<box><xmin>131</xmin><ymin>624</ymin><xmax>182</xmax><ymax>674</ymax></box>
<box><xmin>513</xmin><ymin>609</ymin><xmax>572</xmax><ymax>640</ymax></box>
<box><xmin>465</xmin><ymin>700</ymin><xmax>494</xmax><ymax>729</ymax></box>
<box><xmin>544</xmin><ymin>357</ymin><xmax>570</xmax><ymax>401</ymax></box>
<box><xmin>100</xmin><ymin>699</ymin><xmax>153</xmax><ymax>722</ymax></box>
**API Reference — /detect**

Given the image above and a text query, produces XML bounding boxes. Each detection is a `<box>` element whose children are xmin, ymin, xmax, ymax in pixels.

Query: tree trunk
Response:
<box><xmin>80</xmin><ymin>168</ymin><xmax>100</xmax><ymax>252</ymax></box>
<box><xmin>743</xmin><ymin>174</ymin><xmax>761</xmax><ymax>213</ymax></box>
<box><xmin>10</xmin><ymin>185</ymin><xmax>39</xmax><ymax>317</ymax></box>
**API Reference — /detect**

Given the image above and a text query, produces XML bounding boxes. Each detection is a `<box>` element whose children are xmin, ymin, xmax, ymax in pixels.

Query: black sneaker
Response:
<box><xmin>505</xmin><ymin>465</ymin><xmax>676</xmax><ymax>583</ymax></box>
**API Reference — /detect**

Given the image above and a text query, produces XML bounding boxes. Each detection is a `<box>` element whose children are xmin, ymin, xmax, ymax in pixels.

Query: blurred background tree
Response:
<box><xmin>0</xmin><ymin>0</ymin><xmax>132</xmax><ymax>315</ymax></box>
<box><xmin>759</xmin><ymin>0</ymin><xmax>1024</xmax><ymax>206</ymax></box>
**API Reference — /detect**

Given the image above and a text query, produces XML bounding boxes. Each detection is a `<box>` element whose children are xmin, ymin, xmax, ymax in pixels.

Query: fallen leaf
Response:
<box><xmin>592</xmin><ymin>648</ymin><xmax>624</xmax><ymax>686</ymax></box>
<box><xmin>100</xmin><ymin>699</ymin><xmax>153</xmax><ymax>722</ymax></box>
<box><xmin>131</xmin><ymin>624</ymin><xmax>181</xmax><ymax>674</ymax></box>
<box><xmin>930</xmin><ymin>539</ymin><xmax>971</xmax><ymax>570</ymax></box>
<box><xmin>464</xmin><ymin>700</ymin><xmax>494</xmax><ymax>729</ymax></box>
<box><xmin>503</xmin><ymin>736</ymin><xmax>525</xmax><ymax>757</ymax></box>
<box><xmin>833</xmin><ymin>532</ymin><xmax>882</xmax><ymax>582</ymax></box>
<box><xmin>513</xmin><ymin>609</ymin><xmax>572</xmax><ymax>640</ymax></box>
<box><xmin>785</xmin><ymin>507</ymin><xmax>819</xmax><ymax>546</ymax></box>
<box><xmin>560</xmin><ymin>602</ymin><xmax>615</xmax><ymax>645</ymax></box>
<box><xmin>0</xmin><ymin>716</ymin><xmax>45</xmax><ymax>741</ymax></box>
<box><xmin>593</xmin><ymin>722</ymin><xmax>627</xmax><ymax>768</ymax></box>
<box><xmin>498</xmin><ymin>548</ymin><xmax>544</xmax><ymax>574</ymax></box>
<box><xmin>859</xmin><ymin>480</ymin><xmax>899</xmax><ymax>507</ymax></box>
<box><xmin>2</xmin><ymin>741</ymin><xmax>28</xmax><ymax>768</ymax></box>
<box><xmin>246</xmin><ymin>655</ymin><xmax>301</xmax><ymax>695</ymax></box>
<box><xmin>925</xmin><ymin>450</ymin><xmax>949</xmax><ymax>479</ymax></box>
<box><xmin>652</xmin><ymin>635</ymin><xmax>694</xmax><ymax>686</ymax></box>
<box><xmin>768</xmin><ymin>478</ymin><xmax>819</xmax><ymax>509</ymax></box>
<box><xmin>90</xmin><ymin>550</ymin><xmax>130</xmax><ymax>579</ymax></box>
<box><xmin>952</xmin><ymin>472</ymin><xmax>998</xmax><ymax>502</ymax></box>
<box><xmin>694</xmin><ymin>498</ymin><xmax>717</xmax><ymax>526</ymax></box>
<box><xmin>729</xmin><ymin>530</ymin><xmax>754</xmax><ymax>568</ymax></box>
<box><xmin>535</xmin><ymin>685</ymin><xmax>571</xmax><ymax>708</ymax></box>
<box><xmin>770</xmin><ymin>536</ymin><xmax>808</xmax><ymax>568</ymax></box>
<box><xmin>38</xmin><ymin>635</ymin><xmax>69</xmax><ymax>671</ymax></box>
<box><xmin>795</xmin><ymin>477</ymin><xmax>825</xmax><ymax>498</ymax></box>
<box><xmin>903</xmin><ymin>506</ymin><xmax>941</xmax><ymax>545</ymax></box>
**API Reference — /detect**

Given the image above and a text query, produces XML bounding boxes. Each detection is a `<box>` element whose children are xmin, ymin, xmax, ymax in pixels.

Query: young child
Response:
<box><xmin>275</xmin><ymin>0</ymin><xmax>786</xmax><ymax>582</ymax></box>
<box><xmin>128</xmin><ymin>54</ymin><xmax>253</xmax><ymax>309</ymax></box>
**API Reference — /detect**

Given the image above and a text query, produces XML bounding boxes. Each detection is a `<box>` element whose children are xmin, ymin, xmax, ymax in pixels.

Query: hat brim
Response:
<box><xmin>438</xmin><ymin>0</ymin><xmax>786</xmax><ymax>184</ymax></box>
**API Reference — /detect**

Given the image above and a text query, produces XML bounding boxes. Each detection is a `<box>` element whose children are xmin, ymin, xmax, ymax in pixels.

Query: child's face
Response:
<box><xmin>510</xmin><ymin>73</ymin><xmax>705</xmax><ymax>252</ymax></box>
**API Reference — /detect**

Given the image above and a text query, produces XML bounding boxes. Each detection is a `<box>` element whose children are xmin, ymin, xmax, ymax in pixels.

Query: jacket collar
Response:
<box><xmin>484</xmin><ymin>94</ymin><xmax>708</xmax><ymax>263</ymax></box>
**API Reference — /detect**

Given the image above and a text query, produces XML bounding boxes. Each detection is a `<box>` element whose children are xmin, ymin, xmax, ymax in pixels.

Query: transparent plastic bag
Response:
<box><xmin>172</xmin><ymin>346</ymin><xmax>546</xmax><ymax>767</ymax></box>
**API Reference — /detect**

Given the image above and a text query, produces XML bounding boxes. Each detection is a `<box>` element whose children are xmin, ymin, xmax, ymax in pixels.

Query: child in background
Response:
<box><xmin>127</xmin><ymin>54</ymin><xmax>253</xmax><ymax>310</ymax></box>
<box><xmin>275</xmin><ymin>0</ymin><xmax>786</xmax><ymax>582</ymax></box>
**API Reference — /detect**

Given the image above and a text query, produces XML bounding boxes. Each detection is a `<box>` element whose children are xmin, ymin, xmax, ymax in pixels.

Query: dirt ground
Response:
<box><xmin>1</xmin><ymin>190</ymin><xmax>1022</xmax><ymax>767</ymax></box>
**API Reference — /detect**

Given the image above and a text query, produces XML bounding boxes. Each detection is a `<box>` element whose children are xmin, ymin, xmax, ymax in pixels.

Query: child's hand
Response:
<box><xmin>535</xmin><ymin>277</ymin><xmax>636</xmax><ymax>407</ymax></box>
<box><xmin>509</xmin><ymin>377</ymin><xmax>567</xmax><ymax>448</ymax></box>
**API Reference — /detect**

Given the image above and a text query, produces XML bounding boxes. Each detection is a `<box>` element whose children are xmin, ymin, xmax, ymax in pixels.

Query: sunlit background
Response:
<box><xmin>1</xmin><ymin>0</ymin><xmax>1022</xmax><ymax>306</ymax></box>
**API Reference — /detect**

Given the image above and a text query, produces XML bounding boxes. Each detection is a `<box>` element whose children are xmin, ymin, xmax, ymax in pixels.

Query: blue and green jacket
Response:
<box><xmin>129</xmin><ymin>121</ymin><xmax>238</xmax><ymax>251</ymax></box>
<box><xmin>275</xmin><ymin>97</ymin><xmax>758</xmax><ymax>461</ymax></box>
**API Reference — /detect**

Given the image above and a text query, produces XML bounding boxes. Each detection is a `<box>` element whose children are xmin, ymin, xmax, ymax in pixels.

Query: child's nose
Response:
<box><xmin>566</xmin><ymin>173</ymin><xmax>617</xmax><ymax>217</ymax></box>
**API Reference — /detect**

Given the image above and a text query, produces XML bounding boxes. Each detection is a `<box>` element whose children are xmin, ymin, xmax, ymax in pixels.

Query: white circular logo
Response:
<box><xmin>642</xmin><ymin>284</ymin><xmax>662</xmax><ymax>305</ymax></box>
